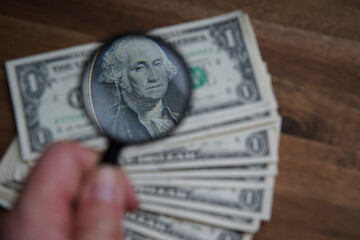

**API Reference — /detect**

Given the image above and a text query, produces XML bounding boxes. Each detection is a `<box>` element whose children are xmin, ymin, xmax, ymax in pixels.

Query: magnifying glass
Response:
<box><xmin>83</xmin><ymin>34</ymin><xmax>191</xmax><ymax>164</ymax></box>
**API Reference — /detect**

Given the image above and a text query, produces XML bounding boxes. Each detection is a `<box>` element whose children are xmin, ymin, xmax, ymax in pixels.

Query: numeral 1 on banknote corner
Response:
<box><xmin>19</xmin><ymin>65</ymin><xmax>47</xmax><ymax>99</ymax></box>
<box><xmin>224</xmin><ymin>29</ymin><xmax>236</xmax><ymax>48</ymax></box>
<box><xmin>246</xmin><ymin>132</ymin><xmax>268</xmax><ymax>155</ymax></box>
<box><xmin>240</xmin><ymin>189</ymin><xmax>262</xmax><ymax>210</ymax></box>
<box><xmin>26</xmin><ymin>73</ymin><xmax>41</xmax><ymax>94</ymax></box>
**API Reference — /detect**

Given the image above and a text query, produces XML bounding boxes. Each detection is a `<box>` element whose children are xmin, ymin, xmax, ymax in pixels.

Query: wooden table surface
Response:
<box><xmin>0</xmin><ymin>1</ymin><xmax>359</xmax><ymax>239</ymax></box>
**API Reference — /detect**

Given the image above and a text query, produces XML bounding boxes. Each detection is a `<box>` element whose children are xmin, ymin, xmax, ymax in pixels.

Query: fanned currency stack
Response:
<box><xmin>0</xmin><ymin>11</ymin><xmax>281</xmax><ymax>240</ymax></box>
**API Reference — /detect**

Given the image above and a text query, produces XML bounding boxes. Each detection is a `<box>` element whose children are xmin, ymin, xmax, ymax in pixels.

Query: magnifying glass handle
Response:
<box><xmin>101</xmin><ymin>140</ymin><xmax>124</xmax><ymax>165</ymax></box>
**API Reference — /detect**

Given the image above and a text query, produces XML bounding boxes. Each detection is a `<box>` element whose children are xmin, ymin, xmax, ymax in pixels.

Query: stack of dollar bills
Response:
<box><xmin>0</xmin><ymin>11</ymin><xmax>281</xmax><ymax>240</ymax></box>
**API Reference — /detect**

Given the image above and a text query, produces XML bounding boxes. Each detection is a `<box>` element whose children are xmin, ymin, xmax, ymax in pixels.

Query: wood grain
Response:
<box><xmin>0</xmin><ymin>1</ymin><xmax>359</xmax><ymax>239</ymax></box>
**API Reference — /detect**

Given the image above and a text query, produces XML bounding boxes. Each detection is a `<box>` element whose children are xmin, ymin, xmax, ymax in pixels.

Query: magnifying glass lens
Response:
<box><xmin>83</xmin><ymin>34</ymin><xmax>191</xmax><ymax>163</ymax></box>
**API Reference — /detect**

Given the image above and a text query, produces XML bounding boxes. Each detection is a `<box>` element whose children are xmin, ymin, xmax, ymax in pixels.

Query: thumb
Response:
<box><xmin>74</xmin><ymin>166</ymin><xmax>127</xmax><ymax>240</ymax></box>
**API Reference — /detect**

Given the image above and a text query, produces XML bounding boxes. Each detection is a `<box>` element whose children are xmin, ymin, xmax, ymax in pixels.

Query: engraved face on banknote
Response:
<box><xmin>84</xmin><ymin>35</ymin><xmax>190</xmax><ymax>143</ymax></box>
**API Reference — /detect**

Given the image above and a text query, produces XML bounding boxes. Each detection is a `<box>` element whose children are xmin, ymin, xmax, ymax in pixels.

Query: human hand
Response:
<box><xmin>0</xmin><ymin>142</ymin><xmax>138</xmax><ymax>240</ymax></box>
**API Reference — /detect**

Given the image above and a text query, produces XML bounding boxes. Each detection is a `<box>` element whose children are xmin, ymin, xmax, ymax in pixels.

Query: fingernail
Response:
<box><xmin>82</xmin><ymin>167</ymin><xmax>121</xmax><ymax>203</ymax></box>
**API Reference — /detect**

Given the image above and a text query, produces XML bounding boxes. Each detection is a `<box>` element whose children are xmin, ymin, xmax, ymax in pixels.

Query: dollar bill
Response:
<box><xmin>121</xmin><ymin>110</ymin><xmax>279</xmax><ymax>159</ymax></box>
<box><xmin>121</xmin><ymin>120</ymin><xmax>280</xmax><ymax>172</ymax></box>
<box><xmin>140</xmin><ymin>203</ymin><xmax>260</xmax><ymax>232</ymax></box>
<box><xmin>136</xmin><ymin>185</ymin><xmax>273</xmax><ymax>220</ymax></box>
<box><xmin>6</xmin><ymin>10</ymin><xmax>277</xmax><ymax>160</ymax></box>
<box><xmin>128</xmin><ymin>163</ymin><xmax>277</xmax><ymax>180</ymax></box>
<box><xmin>131</xmin><ymin>176</ymin><xmax>275</xmax><ymax>189</ymax></box>
<box><xmin>5</xmin><ymin>43</ymin><xmax>107</xmax><ymax>160</ymax></box>
<box><xmin>125</xmin><ymin>211</ymin><xmax>252</xmax><ymax>240</ymax></box>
